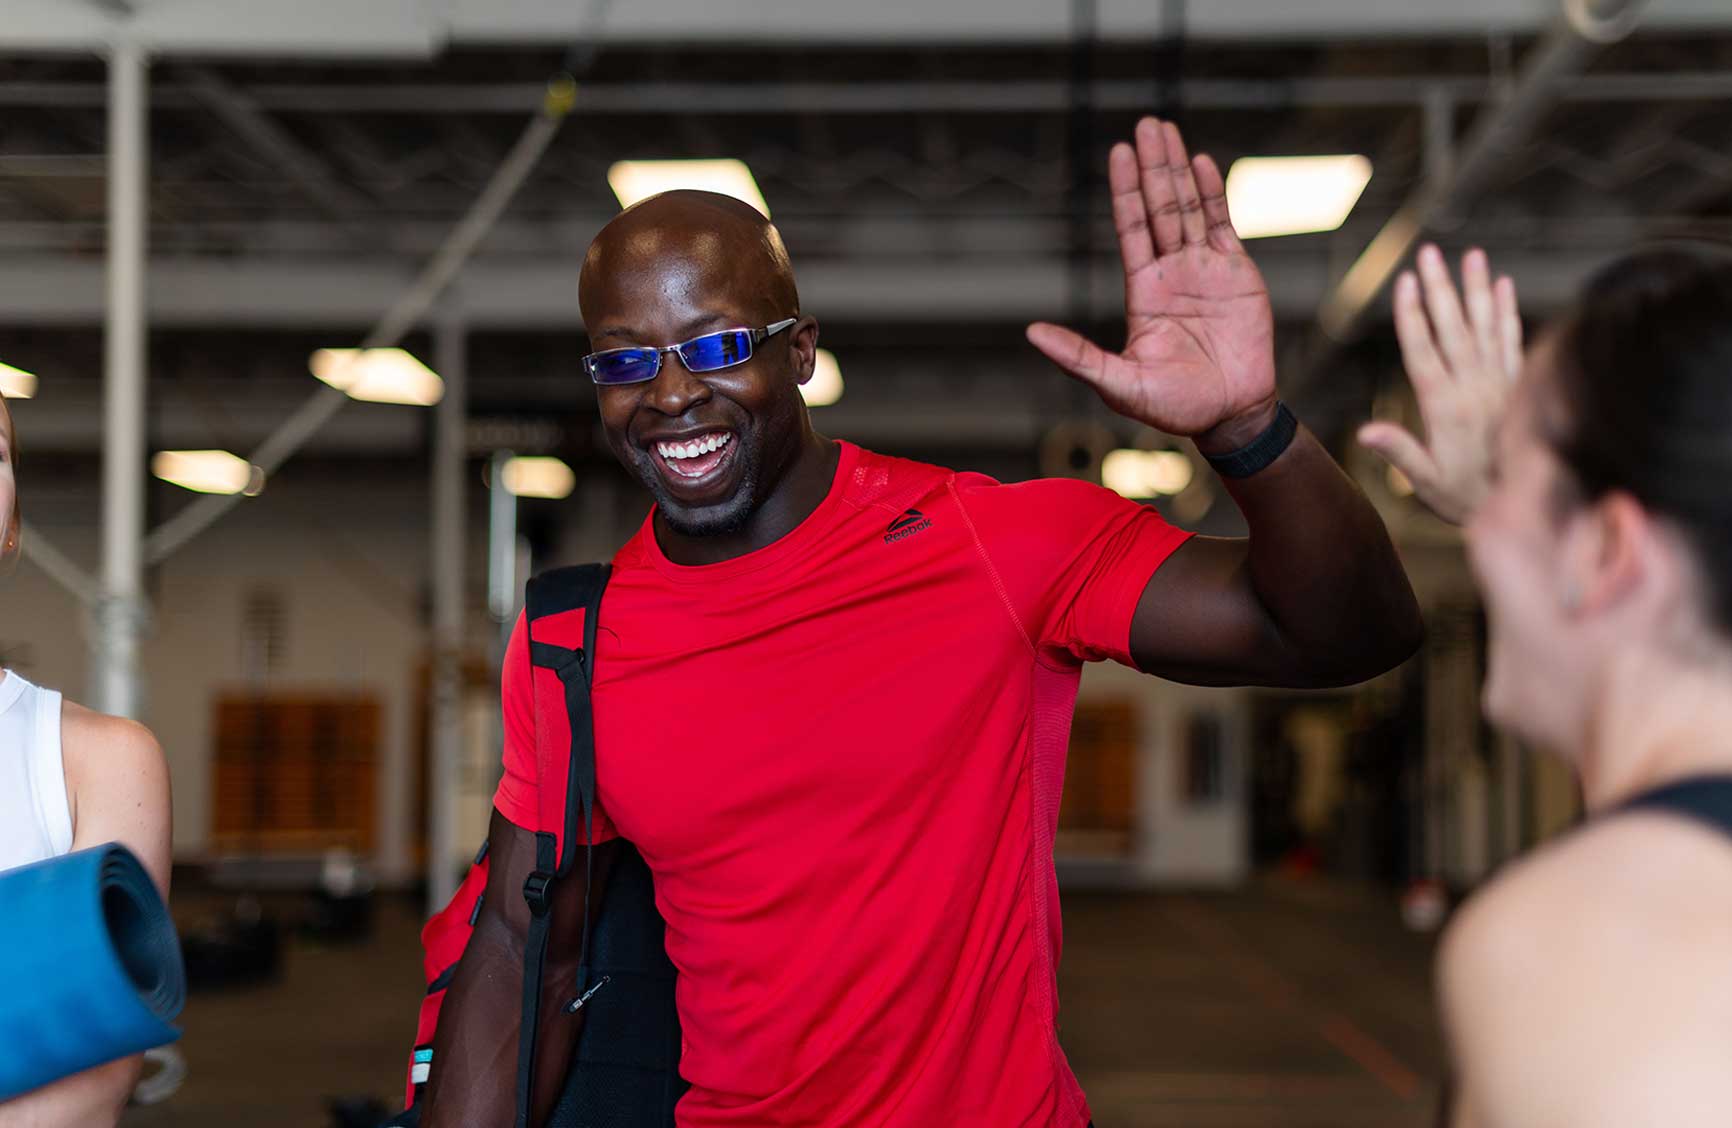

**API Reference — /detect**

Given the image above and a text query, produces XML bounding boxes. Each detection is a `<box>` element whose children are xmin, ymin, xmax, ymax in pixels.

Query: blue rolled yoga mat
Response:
<box><xmin>0</xmin><ymin>843</ymin><xmax>186</xmax><ymax>1102</ymax></box>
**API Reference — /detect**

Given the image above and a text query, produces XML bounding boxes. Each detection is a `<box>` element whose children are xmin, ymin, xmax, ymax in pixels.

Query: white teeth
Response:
<box><xmin>657</xmin><ymin>432</ymin><xmax>732</xmax><ymax>461</ymax></box>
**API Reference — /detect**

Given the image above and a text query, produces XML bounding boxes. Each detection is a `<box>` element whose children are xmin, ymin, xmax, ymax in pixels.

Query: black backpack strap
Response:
<box><xmin>515</xmin><ymin>830</ymin><xmax>560</xmax><ymax>1128</ymax></box>
<box><xmin>514</xmin><ymin>563</ymin><xmax>610</xmax><ymax>1128</ymax></box>
<box><xmin>1617</xmin><ymin>775</ymin><xmax>1732</xmax><ymax>842</ymax></box>
<box><xmin>525</xmin><ymin>563</ymin><xmax>608</xmax><ymax>878</ymax></box>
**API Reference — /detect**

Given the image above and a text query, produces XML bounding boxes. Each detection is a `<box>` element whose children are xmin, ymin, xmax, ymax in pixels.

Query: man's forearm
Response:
<box><xmin>422</xmin><ymin>919</ymin><xmax>587</xmax><ymax>1128</ymax></box>
<box><xmin>0</xmin><ymin>1054</ymin><xmax>140</xmax><ymax>1128</ymax></box>
<box><xmin>1210</xmin><ymin>420</ymin><xmax>1423</xmax><ymax>681</ymax></box>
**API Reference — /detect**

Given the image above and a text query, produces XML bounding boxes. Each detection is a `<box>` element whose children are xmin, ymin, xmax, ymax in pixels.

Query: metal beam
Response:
<box><xmin>9</xmin><ymin>71</ymin><xmax>1732</xmax><ymax>115</ymax></box>
<box><xmin>175</xmin><ymin>65</ymin><xmax>378</xmax><ymax>228</ymax></box>
<box><xmin>444</xmin><ymin>0</ymin><xmax>1730</xmax><ymax>43</ymax></box>
<box><xmin>19</xmin><ymin>522</ymin><xmax>102</xmax><ymax>607</ymax></box>
<box><xmin>5</xmin><ymin>0</ymin><xmax>441</xmax><ymax>58</ymax></box>
<box><xmin>141</xmin><ymin>82</ymin><xmax>578</xmax><ymax>565</ymax></box>
<box><xmin>0</xmin><ymin>244</ymin><xmax>1623</xmax><ymax>329</ymax></box>
<box><xmin>8</xmin><ymin>0</ymin><xmax>1732</xmax><ymax>55</ymax></box>
<box><xmin>13</xmin><ymin>379</ymin><xmax>427</xmax><ymax>455</ymax></box>
<box><xmin>19</xmin><ymin>211</ymin><xmax>1722</xmax><ymax>262</ymax></box>
<box><xmin>1655</xmin><ymin>133</ymin><xmax>1732</xmax><ymax>216</ymax></box>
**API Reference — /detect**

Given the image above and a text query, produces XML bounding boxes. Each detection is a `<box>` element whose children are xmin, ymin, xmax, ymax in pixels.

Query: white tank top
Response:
<box><xmin>0</xmin><ymin>671</ymin><xmax>73</xmax><ymax>870</ymax></box>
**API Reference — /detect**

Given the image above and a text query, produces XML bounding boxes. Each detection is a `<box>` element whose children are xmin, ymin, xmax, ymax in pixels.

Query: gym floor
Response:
<box><xmin>126</xmin><ymin>878</ymin><xmax>1444</xmax><ymax>1128</ymax></box>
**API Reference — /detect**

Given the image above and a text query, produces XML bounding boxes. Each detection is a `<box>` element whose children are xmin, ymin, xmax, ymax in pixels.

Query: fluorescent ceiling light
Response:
<box><xmin>607</xmin><ymin>159</ymin><xmax>770</xmax><ymax>217</ymax></box>
<box><xmin>801</xmin><ymin>349</ymin><xmax>843</xmax><ymax>407</ymax></box>
<box><xmin>1226</xmin><ymin>155</ymin><xmax>1373</xmax><ymax>239</ymax></box>
<box><xmin>1102</xmin><ymin>449</ymin><xmax>1193</xmax><ymax>499</ymax></box>
<box><xmin>310</xmin><ymin>348</ymin><xmax>443</xmax><ymax>406</ymax></box>
<box><xmin>501</xmin><ymin>456</ymin><xmax>576</xmax><ymax>500</ymax></box>
<box><xmin>0</xmin><ymin>361</ymin><xmax>37</xmax><ymax>399</ymax></box>
<box><xmin>152</xmin><ymin>450</ymin><xmax>265</xmax><ymax>496</ymax></box>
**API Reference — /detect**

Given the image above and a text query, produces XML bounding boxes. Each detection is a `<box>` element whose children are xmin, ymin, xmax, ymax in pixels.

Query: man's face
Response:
<box><xmin>583</xmin><ymin>232</ymin><xmax>812</xmax><ymax>537</ymax></box>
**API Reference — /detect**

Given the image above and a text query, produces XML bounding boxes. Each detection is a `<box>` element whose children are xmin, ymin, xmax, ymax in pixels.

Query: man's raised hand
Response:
<box><xmin>1026</xmin><ymin>116</ymin><xmax>1278</xmax><ymax>449</ymax></box>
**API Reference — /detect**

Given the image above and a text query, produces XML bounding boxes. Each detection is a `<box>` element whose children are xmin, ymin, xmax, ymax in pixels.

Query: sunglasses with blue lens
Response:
<box><xmin>583</xmin><ymin>318</ymin><xmax>799</xmax><ymax>386</ymax></box>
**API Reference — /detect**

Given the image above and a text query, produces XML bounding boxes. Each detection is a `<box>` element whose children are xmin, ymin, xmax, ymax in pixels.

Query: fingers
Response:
<box><xmin>1192</xmin><ymin>153</ymin><xmax>1242</xmax><ymax>254</ymax></box>
<box><xmin>1461</xmin><ymin>248</ymin><xmax>1498</xmax><ymax>371</ymax></box>
<box><xmin>1108</xmin><ymin>142</ymin><xmax>1155</xmax><ymax>278</ymax></box>
<box><xmin>1026</xmin><ymin>322</ymin><xmax>1111</xmax><ymax>388</ymax></box>
<box><xmin>1495</xmin><ymin>274</ymin><xmax>1524</xmax><ymax>383</ymax></box>
<box><xmin>1392</xmin><ymin>271</ymin><xmax>1448</xmax><ymax>408</ymax></box>
<box><xmin>1415</xmin><ymin>244</ymin><xmax>1477</xmax><ymax>375</ymax></box>
<box><xmin>1357</xmin><ymin>422</ymin><xmax>1441</xmax><ymax>495</ymax></box>
<box><xmin>1125</xmin><ymin>116</ymin><xmax>1224</xmax><ymax>255</ymax></box>
<box><xmin>1162</xmin><ymin>121</ymin><xmax>1208</xmax><ymax>247</ymax></box>
<box><xmin>1412</xmin><ymin>244</ymin><xmax>1522</xmax><ymax>383</ymax></box>
<box><xmin>1134</xmin><ymin>117</ymin><xmax>1185</xmax><ymax>255</ymax></box>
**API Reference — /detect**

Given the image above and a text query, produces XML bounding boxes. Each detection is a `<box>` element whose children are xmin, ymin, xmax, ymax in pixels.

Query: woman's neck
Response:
<box><xmin>1578</xmin><ymin>648</ymin><xmax>1732</xmax><ymax>812</ymax></box>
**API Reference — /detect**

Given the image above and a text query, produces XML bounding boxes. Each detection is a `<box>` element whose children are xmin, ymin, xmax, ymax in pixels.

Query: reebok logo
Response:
<box><xmin>883</xmin><ymin>508</ymin><xmax>933</xmax><ymax>544</ymax></box>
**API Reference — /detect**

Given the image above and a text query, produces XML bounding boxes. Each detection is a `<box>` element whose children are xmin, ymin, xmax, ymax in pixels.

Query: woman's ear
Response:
<box><xmin>1568</xmin><ymin>490</ymin><xmax>1650</xmax><ymax>619</ymax></box>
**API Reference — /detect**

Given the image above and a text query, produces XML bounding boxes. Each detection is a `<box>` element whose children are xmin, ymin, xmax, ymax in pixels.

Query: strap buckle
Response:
<box><xmin>527</xmin><ymin>640</ymin><xmax>588</xmax><ymax>684</ymax></box>
<box><xmin>554</xmin><ymin>648</ymin><xmax>587</xmax><ymax>684</ymax></box>
<box><xmin>522</xmin><ymin>870</ymin><xmax>554</xmax><ymax>917</ymax></box>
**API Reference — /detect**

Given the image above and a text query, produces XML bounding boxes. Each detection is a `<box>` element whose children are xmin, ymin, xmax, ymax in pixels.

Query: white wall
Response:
<box><xmin>3</xmin><ymin>470</ymin><xmax>475</xmax><ymax>883</ymax></box>
<box><xmin>0</xmin><ymin>449</ymin><xmax>648</xmax><ymax>886</ymax></box>
<box><xmin>1075</xmin><ymin>661</ymin><xmax>1251</xmax><ymax>887</ymax></box>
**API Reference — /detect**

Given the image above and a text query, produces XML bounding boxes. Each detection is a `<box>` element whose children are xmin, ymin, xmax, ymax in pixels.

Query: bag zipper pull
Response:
<box><xmin>564</xmin><ymin>975</ymin><xmax>611</xmax><ymax>1014</ymax></box>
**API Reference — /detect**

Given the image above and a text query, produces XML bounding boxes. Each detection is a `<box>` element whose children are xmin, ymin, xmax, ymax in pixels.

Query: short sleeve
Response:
<box><xmin>956</xmin><ymin>475</ymin><xmax>1193</xmax><ymax>667</ymax></box>
<box><xmin>491</xmin><ymin>611</ymin><xmax>618</xmax><ymax>843</ymax></box>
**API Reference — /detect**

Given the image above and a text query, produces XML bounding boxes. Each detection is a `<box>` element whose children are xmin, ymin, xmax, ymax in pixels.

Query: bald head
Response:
<box><xmin>580</xmin><ymin>190</ymin><xmax>800</xmax><ymax>331</ymax></box>
<box><xmin>579</xmin><ymin>190</ymin><xmax>824</xmax><ymax>546</ymax></box>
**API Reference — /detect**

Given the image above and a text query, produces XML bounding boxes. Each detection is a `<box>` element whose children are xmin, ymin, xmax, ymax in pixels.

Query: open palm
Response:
<box><xmin>1358</xmin><ymin>245</ymin><xmax>1522</xmax><ymax>525</ymax></box>
<box><xmin>1028</xmin><ymin>118</ymin><xmax>1277</xmax><ymax>439</ymax></box>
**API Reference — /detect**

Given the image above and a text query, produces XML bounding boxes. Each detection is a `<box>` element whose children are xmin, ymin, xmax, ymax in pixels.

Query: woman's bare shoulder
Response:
<box><xmin>1464</xmin><ymin>807</ymin><xmax>1732</xmax><ymax>932</ymax></box>
<box><xmin>60</xmin><ymin>699</ymin><xmax>165</xmax><ymax>785</ymax></box>
<box><xmin>57</xmin><ymin>699</ymin><xmax>171</xmax><ymax>890</ymax></box>
<box><xmin>1440</xmin><ymin>809</ymin><xmax>1732</xmax><ymax>1126</ymax></box>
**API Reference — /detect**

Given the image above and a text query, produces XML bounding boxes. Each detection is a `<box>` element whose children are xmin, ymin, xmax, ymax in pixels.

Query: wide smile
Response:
<box><xmin>647</xmin><ymin>429</ymin><xmax>739</xmax><ymax>495</ymax></box>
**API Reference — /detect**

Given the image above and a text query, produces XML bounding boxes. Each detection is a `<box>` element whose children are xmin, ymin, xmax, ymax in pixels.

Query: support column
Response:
<box><xmin>428</xmin><ymin>307</ymin><xmax>468</xmax><ymax>910</ymax></box>
<box><xmin>95</xmin><ymin>39</ymin><xmax>149</xmax><ymax>719</ymax></box>
<box><xmin>487</xmin><ymin>449</ymin><xmax>519</xmax><ymax>640</ymax></box>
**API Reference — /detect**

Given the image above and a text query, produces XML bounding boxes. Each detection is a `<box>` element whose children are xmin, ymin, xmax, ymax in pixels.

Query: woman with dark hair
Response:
<box><xmin>1362</xmin><ymin>243</ymin><xmax>1732</xmax><ymax>1127</ymax></box>
<box><xmin>0</xmin><ymin>390</ymin><xmax>173</xmax><ymax>1128</ymax></box>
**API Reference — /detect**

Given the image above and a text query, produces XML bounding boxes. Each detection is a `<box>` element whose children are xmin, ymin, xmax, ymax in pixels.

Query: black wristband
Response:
<box><xmin>1202</xmin><ymin>402</ymin><xmax>1298</xmax><ymax>479</ymax></box>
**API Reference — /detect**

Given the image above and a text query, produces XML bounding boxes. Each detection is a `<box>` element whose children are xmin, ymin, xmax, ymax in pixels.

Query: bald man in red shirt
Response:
<box><xmin>422</xmin><ymin>117</ymin><xmax>1423</xmax><ymax>1128</ymax></box>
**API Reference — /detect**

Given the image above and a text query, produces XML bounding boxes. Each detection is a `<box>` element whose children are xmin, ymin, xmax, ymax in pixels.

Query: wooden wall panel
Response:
<box><xmin>211</xmin><ymin>695</ymin><xmax>380</xmax><ymax>853</ymax></box>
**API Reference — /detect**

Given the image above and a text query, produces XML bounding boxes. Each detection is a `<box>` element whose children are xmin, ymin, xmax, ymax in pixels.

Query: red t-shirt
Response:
<box><xmin>495</xmin><ymin>441</ymin><xmax>1191</xmax><ymax>1127</ymax></box>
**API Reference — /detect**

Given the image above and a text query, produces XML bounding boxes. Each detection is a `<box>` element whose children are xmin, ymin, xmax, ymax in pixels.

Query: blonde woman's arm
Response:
<box><xmin>0</xmin><ymin>706</ymin><xmax>171</xmax><ymax>1128</ymax></box>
